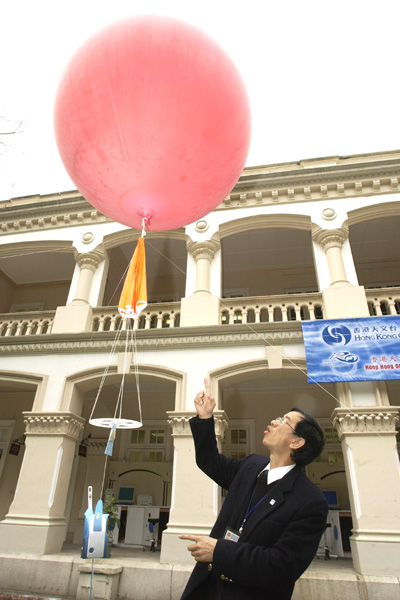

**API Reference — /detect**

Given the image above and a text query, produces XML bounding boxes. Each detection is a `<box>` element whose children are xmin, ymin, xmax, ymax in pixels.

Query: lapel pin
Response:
<box><xmin>270</xmin><ymin>499</ymin><xmax>276</xmax><ymax>505</ymax></box>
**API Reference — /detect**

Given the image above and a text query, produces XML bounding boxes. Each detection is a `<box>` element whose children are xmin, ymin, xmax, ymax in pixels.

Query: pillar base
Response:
<box><xmin>52</xmin><ymin>302</ymin><xmax>93</xmax><ymax>333</ymax></box>
<box><xmin>0</xmin><ymin>515</ymin><xmax>66</xmax><ymax>554</ymax></box>
<box><xmin>180</xmin><ymin>292</ymin><xmax>220</xmax><ymax>326</ymax></box>
<box><xmin>322</xmin><ymin>285</ymin><xmax>369</xmax><ymax>318</ymax></box>
<box><xmin>350</xmin><ymin>530</ymin><xmax>400</xmax><ymax>577</ymax></box>
<box><xmin>77</xmin><ymin>564</ymin><xmax>122</xmax><ymax>600</ymax></box>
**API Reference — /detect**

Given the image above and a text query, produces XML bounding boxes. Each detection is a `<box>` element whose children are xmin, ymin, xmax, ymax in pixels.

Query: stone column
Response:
<box><xmin>0</xmin><ymin>411</ymin><xmax>85</xmax><ymax>554</ymax></box>
<box><xmin>160</xmin><ymin>411</ymin><xmax>228</xmax><ymax>564</ymax></box>
<box><xmin>73</xmin><ymin>253</ymin><xmax>103</xmax><ymax>303</ymax></box>
<box><xmin>312</xmin><ymin>226</ymin><xmax>369</xmax><ymax>318</ymax></box>
<box><xmin>52</xmin><ymin>250</ymin><xmax>104</xmax><ymax>333</ymax></box>
<box><xmin>313</xmin><ymin>226</ymin><xmax>351</xmax><ymax>288</ymax></box>
<box><xmin>332</xmin><ymin>406</ymin><xmax>400</xmax><ymax>576</ymax></box>
<box><xmin>180</xmin><ymin>239</ymin><xmax>221</xmax><ymax>326</ymax></box>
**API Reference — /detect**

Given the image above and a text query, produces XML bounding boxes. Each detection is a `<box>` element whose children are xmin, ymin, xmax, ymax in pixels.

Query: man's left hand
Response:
<box><xmin>179</xmin><ymin>534</ymin><xmax>217</xmax><ymax>562</ymax></box>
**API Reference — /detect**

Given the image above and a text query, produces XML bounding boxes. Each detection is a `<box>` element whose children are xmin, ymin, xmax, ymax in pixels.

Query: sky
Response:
<box><xmin>1</xmin><ymin>0</ymin><xmax>399</xmax><ymax>201</ymax></box>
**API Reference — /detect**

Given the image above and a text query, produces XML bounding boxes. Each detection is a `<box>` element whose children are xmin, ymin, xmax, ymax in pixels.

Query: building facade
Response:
<box><xmin>0</xmin><ymin>151</ymin><xmax>399</xmax><ymax>583</ymax></box>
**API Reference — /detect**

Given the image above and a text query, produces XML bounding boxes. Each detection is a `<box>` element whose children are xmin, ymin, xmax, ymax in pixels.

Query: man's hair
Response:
<box><xmin>290</xmin><ymin>408</ymin><xmax>325</xmax><ymax>466</ymax></box>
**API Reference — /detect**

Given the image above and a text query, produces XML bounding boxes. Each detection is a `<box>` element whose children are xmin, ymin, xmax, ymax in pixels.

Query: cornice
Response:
<box><xmin>186</xmin><ymin>239</ymin><xmax>221</xmax><ymax>261</ymax></box>
<box><xmin>0</xmin><ymin>322</ymin><xmax>303</xmax><ymax>356</ymax></box>
<box><xmin>312</xmin><ymin>225</ymin><xmax>349</xmax><ymax>248</ymax></box>
<box><xmin>222</xmin><ymin>153</ymin><xmax>400</xmax><ymax>209</ymax></box>
<box><xmin>167</xmin><ymin>411</ymin><xmax>228</xmax><ymax>437</ymax></box>
<box><xmin>332</xmin><ymin>406</ymin><xmax>400</xmax><ymax>438</ymax></box>
<box><xmin>76</xmin><ymin>250</ymin><xmax>105</xmax><ymax>270</ymax></box>
<box><xmin>0</xmin><ymin>194</ymin><xmax>111</xmax><ymax>236</ymax></box>
<box><xmin>23</xmin><ymin>411</ymin><xmax>85</xmax><ymax>439</ymax></box>
<box><xmin>1</xmin><ymin>152</ymin><xmax>400</xmax><ymax>236</ymax></box>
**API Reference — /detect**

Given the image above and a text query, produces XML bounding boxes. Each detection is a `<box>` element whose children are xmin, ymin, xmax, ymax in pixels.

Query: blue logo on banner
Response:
<box><xmin>322</xmin><ymin>325</ymin><xmax>352</xmax><ymax>346</ymax></box>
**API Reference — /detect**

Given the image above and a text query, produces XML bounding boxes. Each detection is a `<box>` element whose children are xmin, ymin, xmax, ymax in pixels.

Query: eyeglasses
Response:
<box><xmin>274</xmin><ymin>416</ymin><xmax>297</xmax><ymax>433</ymax></box>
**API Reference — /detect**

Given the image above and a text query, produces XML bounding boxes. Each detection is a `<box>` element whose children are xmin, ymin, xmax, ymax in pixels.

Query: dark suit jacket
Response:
<box><xmin>181</xmin><ymin>416</ymin><xmax>328</xmax><ymax>600</ymax></box>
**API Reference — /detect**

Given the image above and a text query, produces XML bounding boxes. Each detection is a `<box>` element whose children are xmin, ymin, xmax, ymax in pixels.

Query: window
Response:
<box><xmin>222</xmin><ymin>421</ymin><xmax>254</xmax><ymax>459</ymax></box>
<box><xmin>149</xmin><ymin>429</ymin><xmax>165</xmax><ymax>444</ymax></box>
<box><xmin>328</xmin><ymin>451</ymin><xmax>344</xmax><ymax>465</ymax></box>
<box><xmin>126</xmin><ymin>423</ymin><xmax>170</xmax><ymax>462</ymax></box>
<box><xmin>231</xmin><ymin>429</ymin><xmax>247</xmax><ymax>445</ymax></box>
<box><xmin>131</xmin><ymin>430</ymin><xmax>145</xmax><ymax>444</ymax></box>
<box><xmin>9</xmin><ymin>303</ymin><xmax>45</xmax><ymax>313</ymax></box>
<box><xmin>230</xmin><ymin>451</ymin><xmax>247</xmax><ymax>460</ymax></box>
<box><xmin>148</xmin><ymin>450</ymin><xmax>164</xmax><ymax>462</ymax></box>
<box><xmin>129</xmin><ymin>450</ymin><xmax>144</xmax><ymax>462</ymax></box>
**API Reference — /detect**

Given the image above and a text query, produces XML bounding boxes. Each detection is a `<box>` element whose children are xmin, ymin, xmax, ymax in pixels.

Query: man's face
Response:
<box><xmin>262</xmin><ymin>410</ymin><xmax>304</xmax><ymax>454</ymax></box>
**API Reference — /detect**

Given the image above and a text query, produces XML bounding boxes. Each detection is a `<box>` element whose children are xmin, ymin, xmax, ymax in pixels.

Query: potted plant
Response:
<box><xmin>103</xmin><ymin>496</ymin><xmax>120</xmax><ymax>557</ymax></box>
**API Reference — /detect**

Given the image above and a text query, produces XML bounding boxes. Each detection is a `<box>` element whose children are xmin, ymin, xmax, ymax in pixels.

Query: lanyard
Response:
<box><xmin>238</xmin><ymin>487</ymin><xmax>272</xmax><ymax>534</ymax></box>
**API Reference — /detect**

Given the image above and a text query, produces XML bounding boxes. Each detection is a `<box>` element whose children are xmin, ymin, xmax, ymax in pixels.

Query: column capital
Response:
<box><xmin>312</xmin><ymin>225</ymin><xmax>349</xmax><ymax>250</ymax></box>
<box><xmin>23</xmin><ymin>411</ymin><xmax>85</xmax><ymax>440</ymax></box>
<box><xmin>76</xmin><ymin>250</ymin><xmax>104</xmax><ymax>272</ymax></box>
<box><xmin>186</xmin><ymin>239</ymin><xmax>221</xmax><ymax>263</ymax></box>
<box><xmin>331</xmin><ymin>406</ymin><xmax>400</xmax><ymax>439</ymax></box>
<box><xmin>167</xmin><ymin>410</ymin><xmax>228</xmax><ymax>438</ymax></box>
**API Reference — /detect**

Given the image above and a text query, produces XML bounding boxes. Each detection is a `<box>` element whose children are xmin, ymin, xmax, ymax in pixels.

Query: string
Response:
<box><xmin>219</xmin><ymin>298</ymin><xmax>342</xmax><ymax>406</ymax></box>
<box><xmin>106</xmin><ymin>259</ymin><xmax>132</xmax><ymax>306</ymax></box>
<box><xmin>1</xmin><ymin>234</ymin><xmax>393</xmax><ymax>437</ymax></box>
<box><xmin>89</xmin><ymin>559</ymin><xmax>94</xmax><ymax>600</ymax></box>
<box><xmin>138</xmin><ymin>242</ymin><xmax>395</xmax><ymax>439</ymax></box>
<box><xmin>218</xmin><ymin>298</ymin><xmax>396</xmax><ymax>437</ymax></box>
<box><xmin>89</xmin><ymin>319</ymin><xmax>125</xmax><ymax>422</ymax></box>
<box><xmin>132</xmin><ymin>322</ymin><xmax>143</xmax><ymax>425</ymax></box>
<box><xmin>100</xmin><ymin>454</ymin><xmax>109</xmax><ymax>499</ymax></box>
<box><xmin>0</xmin><ymin>247</ymin><xmax>75</xmax><ymax>260</ymax></box>
<box><xmin>113</xmin><ymin>318</ymin><xmax>132</xmax><ymax>421</ymax></box>
<box><xmin>146</xmin><ymin>240</ymin><xmax>187</xmax><ymax>275</ymax></box>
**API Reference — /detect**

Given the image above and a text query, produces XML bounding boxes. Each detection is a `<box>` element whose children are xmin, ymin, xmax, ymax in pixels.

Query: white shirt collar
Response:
<box><xmin>261</xmin><ymin>463</ymin><xmax>295</xmax><ymax>484</ymax></box>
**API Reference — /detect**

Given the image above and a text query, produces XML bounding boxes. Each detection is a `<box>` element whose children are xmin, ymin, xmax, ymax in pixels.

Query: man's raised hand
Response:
<box><xmin>194</xmin><ymin>377</ymin><xmax>216</xmax><ymax>419</ymax></box>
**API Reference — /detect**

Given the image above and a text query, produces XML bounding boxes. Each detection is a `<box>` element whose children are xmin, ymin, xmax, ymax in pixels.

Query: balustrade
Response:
<box><xmin>91</xmin><ymin>302</ymin><xmax>181</xmax><ymax>332</ymax></box>
<box><xmin>365</xmin><ymin>288</ymin><xmax>400</xmax><ymax>316</ymax></box>
<box><xmin>220</xmin><ymin>293</ymin><xmax>325</xmax><ymax>325</ymax></box>
<box><xmin>0</xmin><ymin>311</ymin><xmax>55</xmax><ymax>337</ymax></box>
<box><xmin>2</xmin><ymin>288</ymin><xmax>400</xmax><ymax>337</ymax></box>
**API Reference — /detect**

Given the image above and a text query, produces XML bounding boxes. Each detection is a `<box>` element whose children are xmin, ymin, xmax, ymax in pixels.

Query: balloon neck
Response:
<box><xmin>138</xmin><ymin>209</ymin><xmax>153</xmax><ymax>222</ymax></box>
<box><xmin>138</xmin><ymin>209</ymin><xmax>153</xmax><ymax>236</ymax></box>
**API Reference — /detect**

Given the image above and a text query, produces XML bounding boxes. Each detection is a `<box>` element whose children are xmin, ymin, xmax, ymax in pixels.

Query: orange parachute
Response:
<box><xmin>118</xmin><ymin>236</ymin><xmax>147</xmax><ymax>320</ymax></box>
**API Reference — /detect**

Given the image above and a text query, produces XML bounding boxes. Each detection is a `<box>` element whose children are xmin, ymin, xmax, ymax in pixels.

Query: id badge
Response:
<box><xmin>223</xmin><ymin>526</ymin><xmax>240</xmax><ymax>543</ymax></box>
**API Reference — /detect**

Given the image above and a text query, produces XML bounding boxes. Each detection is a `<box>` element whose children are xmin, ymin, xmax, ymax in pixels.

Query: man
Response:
<box><xmin>180</xmin><ymin>379</ymin><xmax>328</xmax><ymax>600</ymax></box>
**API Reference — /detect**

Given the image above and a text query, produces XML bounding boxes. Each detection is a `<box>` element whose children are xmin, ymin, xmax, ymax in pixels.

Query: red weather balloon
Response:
<box><xmin>54</xmin><ymin>16</ymin><xmax>251</xmax><ymax>231</ymax></box>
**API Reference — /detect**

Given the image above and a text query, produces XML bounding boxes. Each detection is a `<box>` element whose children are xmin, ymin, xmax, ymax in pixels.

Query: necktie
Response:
<box><xmin>250</xmin><ymin>470</ymin><xmax>271</xmax><ymax>508</ymax></box>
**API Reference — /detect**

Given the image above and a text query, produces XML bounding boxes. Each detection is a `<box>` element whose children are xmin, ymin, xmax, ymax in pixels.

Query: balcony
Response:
<box><xmin>365</xmin><ymin>287</ymin><xmax>400</xmax><ymax>316</ymax></box>
<box><xmin>219</xmin><ymin>292</ymin><xmax>324</xmax><ymax>324</ymax></box>
<box><xmin>1</xmin><ymin>287</ymin><xmax>399</xmax><ymax>339</ymax></box>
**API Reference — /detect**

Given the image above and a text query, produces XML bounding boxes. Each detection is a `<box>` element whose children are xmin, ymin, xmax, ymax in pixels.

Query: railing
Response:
<box><xmin>365</xmin><ymin>287</ymin><xmax>400</xmax><ymax>316</ymax></box>
<box><xmin>91</xmin><ymin>302</ymin><xmax>182</xmax><ymax>331</ymax></box>
<box><xmin>219</xmin><ymin>293</ymin><xmax>325</xmax><ymax>325</ymax></box>
<box><xmin>0</xmin><ymin>311</ymin><xmax>55</xmax><ymax>337</ymax></box>
<box><xmin>1</xmin><ymin>288</ymin><xmax>399</xmax><ymax>338</ymax></box>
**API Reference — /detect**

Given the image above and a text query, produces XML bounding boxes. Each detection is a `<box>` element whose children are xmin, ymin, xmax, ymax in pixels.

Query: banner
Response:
<box><xmin>301</xmin><ymin>316</ymin><xmax>400</xmax><ymax>382</ymax></box>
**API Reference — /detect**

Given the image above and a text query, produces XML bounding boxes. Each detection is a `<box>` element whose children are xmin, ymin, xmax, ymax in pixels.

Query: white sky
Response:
<box><xmin>1</xmin><ymin>0</ymin><xmax>399</xmax><ymax>201</ymax></box>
